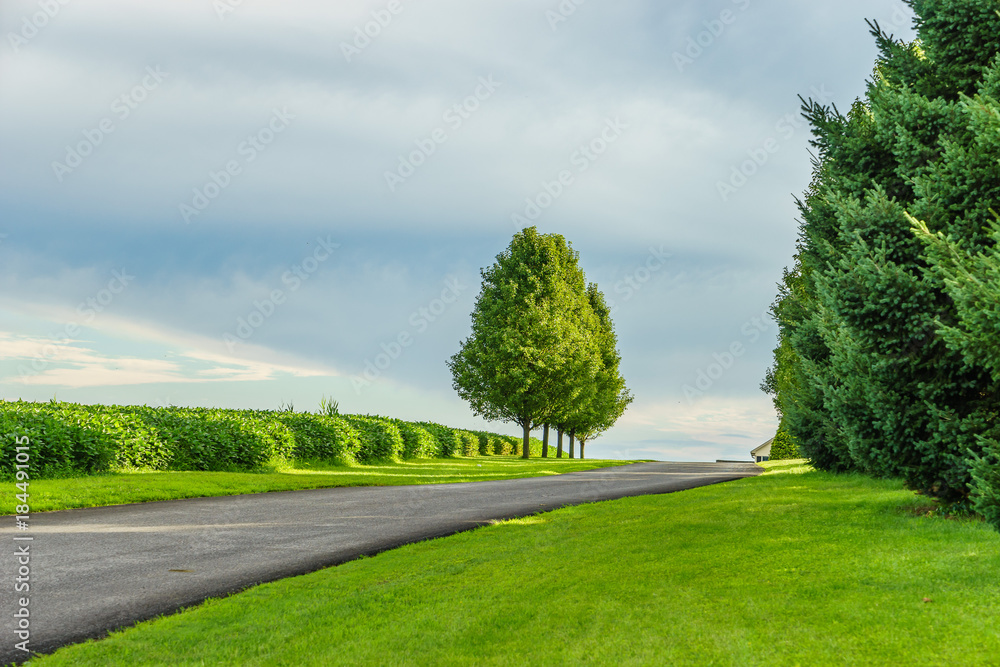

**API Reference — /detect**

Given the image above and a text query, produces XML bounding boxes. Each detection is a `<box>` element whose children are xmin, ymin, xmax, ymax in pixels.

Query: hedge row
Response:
<box><xmin>273</xmin><ymin>412</ymin><xmax>359</xmax><ymax>464</ymax></box>
<box><xmin>474</xmin><ymin>431</ymin><xmax>521</xmax><ymax>456</ymax></box>
<box><xmin>392</xmin><ymin>420</ymin><xmax>438</xmax><ymax>459</ymax></box>
<box><xmin>0</xmin><ymin>402</ymin><xmax>298</xmax><ymax>477</ymax></box>
<box><xmin>0</xmin><ymin>401</ymin><xmax>544</xmax><ymax>479</ymax></box>
<box><xmin>413</xmin><ymin>422</ymin><xmax>544</xmax><ymax>457</ymax></box>
<box><xmin>340</xmin><ymin>415</ymin><xmax>404</xmax><ymax>463</ymax></box>
<box><xmin>416</xmin><ymin>422</ymin><xmax>462</xmax><ymax>457</ymax></box>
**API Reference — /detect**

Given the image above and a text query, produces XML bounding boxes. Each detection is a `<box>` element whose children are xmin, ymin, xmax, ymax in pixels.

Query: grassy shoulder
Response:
<box><xmin>758</xmin><ymin>458</ymin><xmax>812</xmax><ymax>475</ymax></box>
<box><xmin>1</xmin><ymin>457</ymin><xmax>636</xmax><ymax>515</ymax></box>
<box><xmin>29</xmin><ymin>467</ymin><xmax>1000</xmax><ymax>666</ymax></box>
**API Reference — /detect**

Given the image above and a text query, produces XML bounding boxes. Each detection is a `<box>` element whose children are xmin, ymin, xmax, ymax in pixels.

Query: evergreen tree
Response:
<box><xmin>765</xmin><ymin>1</ymin><xmax>1000</xmax><ymax>502</ymax></box>
<box><xmin>768</xmin><ymin>425</ymin><xmax>800</xmax><ymax>461</ymax></box>
<box><xmin>910</xmin><ymin>59</ymin><xmax>1000</xmax><ymax>521</ymax></box>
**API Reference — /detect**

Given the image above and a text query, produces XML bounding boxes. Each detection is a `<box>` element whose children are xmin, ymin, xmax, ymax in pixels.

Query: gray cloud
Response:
<box><xmin>0</xmin><ymin>0</ymin><xmax>917</xmax><ymax>458</ymax></box>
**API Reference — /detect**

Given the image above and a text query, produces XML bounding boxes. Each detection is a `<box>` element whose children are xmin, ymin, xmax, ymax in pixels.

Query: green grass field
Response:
<box><xmin>1</xmin><ymin>457</ymin><xmax>635</xmax><ymax>515</ymax></box>
<box><xmin>28</xmin><ymin>461</ymin><xmax>1000</xmax><ymax>666</ymax></box>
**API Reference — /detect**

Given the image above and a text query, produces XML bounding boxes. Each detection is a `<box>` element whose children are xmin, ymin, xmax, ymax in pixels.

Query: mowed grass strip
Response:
<box><xmin>30</xmin><ymin>465</ymin><xmax>1000</xmax><ymax>666</ymax></box>
<box><xmin>1</xmin><ymin>457</ymin><xmax>636</xmax><ymax>515</ymax></box>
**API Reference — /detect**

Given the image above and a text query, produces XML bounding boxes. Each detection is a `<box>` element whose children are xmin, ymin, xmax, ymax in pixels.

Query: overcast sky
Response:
<box><xmin>0</xmin><ymin>0</ymin><xmax>917</xmax><ymax>461</ymax></box>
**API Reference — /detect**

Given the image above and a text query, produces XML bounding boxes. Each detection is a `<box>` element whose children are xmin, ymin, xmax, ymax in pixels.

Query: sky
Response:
<box><xmin>0</xmin><ymin>0</ymin><xmax>918</xmax><ymax>461</ymax></box>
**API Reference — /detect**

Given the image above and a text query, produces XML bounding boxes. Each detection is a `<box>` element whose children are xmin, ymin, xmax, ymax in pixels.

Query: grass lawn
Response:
<box><xmin>1</xmin><ymin>457</ymin><xmax>636</xmax><ymax>515</ymax></box>
<box><xmin>28</xmin><ymin>460</ymin><xmax>1000</xmax><ymax>665</ymax></box>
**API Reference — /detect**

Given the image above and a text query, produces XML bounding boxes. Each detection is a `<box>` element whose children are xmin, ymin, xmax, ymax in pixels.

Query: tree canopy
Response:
<box><xmin>449</xmin><ymin>227</ymin><xmax>631</xmax><ymax>458</ymax></box>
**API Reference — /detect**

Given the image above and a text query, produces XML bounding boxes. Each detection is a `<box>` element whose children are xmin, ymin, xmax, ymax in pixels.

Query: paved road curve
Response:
<box><xmin>0</xmin><ymin>461</ymin><xmax>761</xmax><ymax>663</ymax></box>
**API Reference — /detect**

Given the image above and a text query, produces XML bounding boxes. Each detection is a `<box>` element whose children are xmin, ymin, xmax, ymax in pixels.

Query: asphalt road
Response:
<box><xmin>0</xmin><ymin>461</ymin><xmax>761</xmax><ymax>663</ymax></box>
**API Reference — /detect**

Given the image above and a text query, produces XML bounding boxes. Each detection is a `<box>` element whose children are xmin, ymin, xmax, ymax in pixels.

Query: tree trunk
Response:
<box><xmin>522</xmin><ymin>421</ymin><xmax>531</xmax><ymax>459</ymax></box>
<box><xmin>569</xmin><ymin>429</ymin><xmax>575</xmax><ymax>459</ymax></box>
<box><xmin>542</xmin><ymin>424</ymin><xmax>549</xmax><ymax>458</ymax></box>
<box><xmin>579</xmin><ymin>439</ymin><xmax>585</xmax><ymax>459</ymax></box>
<box><xmin>556</xmin><ymin>428</ymin><xmax>563</xmax><ymax>458</ymax></box>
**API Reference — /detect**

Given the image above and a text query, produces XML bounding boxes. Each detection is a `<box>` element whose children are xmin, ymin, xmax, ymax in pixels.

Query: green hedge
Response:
<box><xmin>456</xmin><ymin>430</ymin><xmax>479</xmax><ymax>457</ymax></box>
<box><xmin>416</xmin><ymin>422</ymin><xmax>462</xmax><ymax>457</ymax></box>
<box><xmin>0</xmin><ymin>400</ymin><xmax>549</xmax><ymax>479</ymax></box>
<box><xmin>134</xmin><ymin>408</ymin><xmax>294</xmax><ymax>471</ymax></box>
<box><xmin>340</xmin><ymin>415</ymin><xmax>404</xmax><ymax>463</ymax></box>
<box><xmin>0</xmin><ymin>402</ymin><xmax>299</xmax><ymax>477</ymax></box>
<box><xmin>393</xmin><ymin>420</ymin><xmax>438</xmax><ymax>459</ymax></box>
<box><xmin>474</xmin><ymin>431</ymin><xmax>500</xmax><ymax>456</ymax></box>
<box><xmin>411</xmin><ymin>425</ymin><xmax>537</xmax><ymax>458</ymax></box>
<box><xmin>498</xmin><ymin>435</ymin><xmax>520</xmax><ymax>455</ymax></box>
<box><xmin>478</xmin><ymin>433</ymin><xmax>546</xmax><ymax>457</ymax></box>
<box><xmin>275</xmin><ymin>412</ymin><xmax>361</xmax><ymax>465</ymax></box>
<box><xmin>1</xmin><ymin>402</ymin><xmax>113</xmax><ymax>478</ymax></box>
<box><xmin>473</xmin><ymin>432</ymin><xmax>522</xmax><ymax>456</ymax></box>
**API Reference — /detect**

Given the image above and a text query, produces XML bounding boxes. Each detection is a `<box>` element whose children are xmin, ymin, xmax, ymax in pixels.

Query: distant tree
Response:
<box><xmin>768</xmin><ymin>424</ymin><xmax>800</xmax><ymax>461</ymax></box>
<box><xmin>566</xmin><ymin>284</ymin><xmax>633</xmax><ymax>459</ymax></box>
<box><xmin>448</xmin><ymin>228</ymin><xmax>601</xmax><ymax>458</ymax></box>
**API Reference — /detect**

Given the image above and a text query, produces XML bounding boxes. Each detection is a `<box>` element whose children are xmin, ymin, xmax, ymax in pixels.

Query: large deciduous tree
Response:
<box><xmin>448</xmin><ymin>228</ymin><xmax>601</xmax><ymax>458</ymax></box>
<box><xmin>566</xmin><ymin>284</ymin><xmax>633</xmax><ymax>459</ymax></box>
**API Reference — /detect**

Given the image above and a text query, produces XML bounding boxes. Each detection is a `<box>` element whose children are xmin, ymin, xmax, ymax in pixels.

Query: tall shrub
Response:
<box><xmin>768</xmin><ymin>426</ymin><xmax>800</xmax><ymax>461</ymax></box>
<box><xmin>341</xmin><ymin>415</ymin><xmax>404</xmax><ymax>463</ymax></box>
<box><xmin>394</xmin><ymin>421</ymin><xmax>438</xmax><ymax>459</ymax></box>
